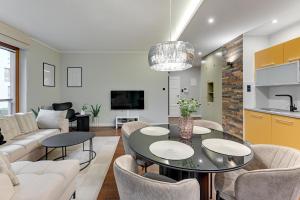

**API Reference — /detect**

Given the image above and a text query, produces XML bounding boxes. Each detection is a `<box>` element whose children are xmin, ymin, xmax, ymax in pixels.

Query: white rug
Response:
<box><xmin>48</xmin><ymin>136</ymin><xmax>119</xmax><ymax>200</ymax></box>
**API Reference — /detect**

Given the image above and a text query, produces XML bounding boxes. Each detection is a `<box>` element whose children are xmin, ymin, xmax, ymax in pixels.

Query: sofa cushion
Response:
<box><xmin>0</xmin><ymin>153</ymin><xmax>19</xmax><ymax>185</ymax></box>
<box><xmin>0</xmin><ymin>145</ymin><xmax>26</xmax><ymax>162</ymax></box>
<box><xmin>36</xmin><ymin>109</ymin><xmax>67</xmax><ymax>129</ymax></box>
<box><xmin>11</xmin><ymin>160</ymin><xmax>79</xmax><ymax>188</ymax></box>
<box><xmin>8</xmin><ymin>139</ymin><xmax>39</xmax><ymax>153</ymax></box>
<box><xmin>11</xmin><ymin>173</ymin><xmax>65</xmax><ymax>200</ymax></box>
<box><xmin>15</xmin><ymin>112</ymin><xmax>38</xmax><ymax>134</ymax></box>
<box><xmin>0</xmin><ymin>116</ymin><xmax>21</xmax><ymax>140</ymax></box>
<box><xmin>12</xmin><ymin>129</ymin><xmax>59</xmax><ymax>144</ymax></box>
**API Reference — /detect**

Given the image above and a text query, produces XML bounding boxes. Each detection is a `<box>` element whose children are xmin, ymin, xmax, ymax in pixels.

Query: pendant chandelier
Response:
<box><xmin>148</xmin><ymin>0</ymin><xmax>195</xmax><ymax>71</ymax></box>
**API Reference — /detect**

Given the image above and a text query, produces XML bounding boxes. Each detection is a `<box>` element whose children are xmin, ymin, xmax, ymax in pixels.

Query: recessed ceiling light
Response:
<box><xmin>272</xmin><ymin>19</ymin><xmax>278</xmax><ymax>24</ymax></box>
<box><xmin>198</xmin><ymin>52</ymin><xmax>202</xmax><ymax>56</ymax></box>
<box><xmin>215</xmin><ymin>51</ymin><xmax>222</xmax><ymax>56</ymax></box>
<box><xmin>208</xmin><ymin>17</ymin><xmax>215</xmax><ymax>24</ymax></box>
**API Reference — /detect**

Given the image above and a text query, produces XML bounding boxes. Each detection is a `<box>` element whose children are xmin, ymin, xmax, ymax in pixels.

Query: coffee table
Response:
<box><xmin>42</xmin><ymin>132</ymin><xmax>96</xmax><ymax>170</ymax></box>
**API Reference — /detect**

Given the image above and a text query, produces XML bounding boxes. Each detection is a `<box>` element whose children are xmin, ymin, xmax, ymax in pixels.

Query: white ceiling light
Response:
<box><xmin>148</xmin><ymin>0</ymin><xmax>195</xmax><ymax>71</ymax></box>
<box><xmin>272</xmin><ymin>19</ymin><xmax>278</xmax><ymax>24</ymax></box>
<box><xmin>208</xmin><ymin>17</ymin><xmax>215</xmax><ymax>24</ymax></box>
<box><xmin>215</xmin><ymin>51</ymin><xmax>222</xmax><ymax>56</ymax></box>
<box><xmin>198</xmin><ymin>51</ymin><xmax>203</xmax><ymax>56</ymax></box>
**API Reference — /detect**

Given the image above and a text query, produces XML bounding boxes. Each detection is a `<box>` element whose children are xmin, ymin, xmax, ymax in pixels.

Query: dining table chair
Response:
<box><xmin>121</xmin><ymin>121</ymin><xmax>152</xmax><ymax>172</ymax></box>
<box><xmin>215</xmin><ymin>144</ymin><xmax>300</xmax><ymax>200</ymax></box>
<box><xmin>114</xmin><ymin>155</ymin><xmax>200</xmax><ymax>200</ymax></box>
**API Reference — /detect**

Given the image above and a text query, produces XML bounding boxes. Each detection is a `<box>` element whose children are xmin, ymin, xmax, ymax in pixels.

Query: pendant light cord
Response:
<box><xmin>169</xmin><ymin>0</ymin><xmax>172</xmax><ymax>41</ymax></box>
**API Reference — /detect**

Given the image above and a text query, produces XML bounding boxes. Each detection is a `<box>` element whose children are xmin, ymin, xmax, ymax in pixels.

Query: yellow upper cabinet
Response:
<box><xmin>271</xmin><ymin>115</ymin><xmax>300</xmax><ymax>150</ymax></box>
<box><xmin>284</xmin><ymin>37</ymin><xmax>300</xmax><ymax>63</ymax></box>
<box><xmin>255</xmin><ymin>44</ymin><xmax>284</xmax><ymax>69</ymax></box>
<box><xmin>245</xmin><ymin>110</ymin><xmax>272</xmax><ymax>144</ymax></box>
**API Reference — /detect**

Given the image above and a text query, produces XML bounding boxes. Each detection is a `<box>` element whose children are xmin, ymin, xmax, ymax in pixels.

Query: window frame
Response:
<box><xmin>0</xmin><ymin>41</ymin><xmax>20</xmax><ymax>113</ymax></box>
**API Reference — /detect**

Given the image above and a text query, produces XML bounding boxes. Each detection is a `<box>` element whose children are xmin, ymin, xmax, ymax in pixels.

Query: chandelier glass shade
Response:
<box><xmin>148</xmin><ymin>41</ymin><xmax>195</xmax><ymax>71</ymax></box>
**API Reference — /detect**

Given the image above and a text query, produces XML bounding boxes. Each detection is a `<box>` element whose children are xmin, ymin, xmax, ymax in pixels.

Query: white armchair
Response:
<box><xmin>114</xmin><ymin>155</ymin><xmax>200</xmax><ymax>200</ymax></box>
<box><xmin>215</xmin><ymin>144</ymin><xmax>300</xmax><ymax>200</ymax></box>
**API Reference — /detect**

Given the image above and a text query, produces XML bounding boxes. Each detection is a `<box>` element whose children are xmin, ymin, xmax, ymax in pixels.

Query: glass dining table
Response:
<box><xmin>129</xmin><ymin>124</ymin><xmax>254</xmax><ymax>200</ymax></box>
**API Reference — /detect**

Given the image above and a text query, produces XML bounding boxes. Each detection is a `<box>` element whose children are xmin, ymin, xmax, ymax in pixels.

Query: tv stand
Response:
<box><xmin>115</xmin><ymin>116</ymin><xmax>139</xmax><ymax>129</ymax></box>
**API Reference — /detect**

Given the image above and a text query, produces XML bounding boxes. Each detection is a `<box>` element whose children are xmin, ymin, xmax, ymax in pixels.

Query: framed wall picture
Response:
<box><xmin>67</xmin><ymin>67</ymin><xmax>82</xmax><ymax>87</ymax></box>
<box><xmin>43</xmin><ymin>62</ymin><xmax>55</xmax><ymax>87</ymax></box>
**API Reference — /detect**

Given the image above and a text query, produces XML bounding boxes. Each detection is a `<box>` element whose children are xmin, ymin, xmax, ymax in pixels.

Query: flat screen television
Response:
<box><xmin>111</xmin><ymin>90</ymin><xmax>144</xmax><ymax>110</ymax></box>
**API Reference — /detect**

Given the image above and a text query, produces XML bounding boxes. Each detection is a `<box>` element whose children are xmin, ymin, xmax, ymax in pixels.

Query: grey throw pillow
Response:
<box><xmin>36</xmin><ymin>109</ymin><xmax>67</xmax><ymax>129</ymax></box>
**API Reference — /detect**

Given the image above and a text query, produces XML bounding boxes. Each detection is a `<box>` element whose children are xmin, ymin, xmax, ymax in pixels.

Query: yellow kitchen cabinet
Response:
<box><xmin>271</xmin><ymin>115</ymin><xmax>300</xmax><ymax>150</ymax></box>
<box><xmin>255</xmin><ymin>44</ymin><xmax>284</xmax><ymax>69</ymax></box>
<box><xmin>284</xmin><ymin>37</ymin><xmax>300</xmax><ymax>63</ymax></box>
<box><xmin>245</xmin><ymin>110</ymin><xmax>272</xmax><ymax>144</ymax></box>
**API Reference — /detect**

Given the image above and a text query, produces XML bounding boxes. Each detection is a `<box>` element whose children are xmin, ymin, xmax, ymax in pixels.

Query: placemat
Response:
<box><xmin>140</xmin><ymin>126</ymin><xmax>170</xmax><ymax>136</ymax></box>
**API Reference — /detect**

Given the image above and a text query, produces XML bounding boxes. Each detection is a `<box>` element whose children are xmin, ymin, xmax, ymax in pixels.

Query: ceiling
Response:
<box><xmin>180</xmin><ymin>0</ymin><xmax>300</xmax><ymax>57</ymax></box>
<box><xmin>0</xmin><ymin>0</ymin><xmax>198</xmax><ymax>52</ymax></box>
<box><xmin>0</xmin><ymin>0</ymin><xmax>300</xmax><ymax>54</ymax></box>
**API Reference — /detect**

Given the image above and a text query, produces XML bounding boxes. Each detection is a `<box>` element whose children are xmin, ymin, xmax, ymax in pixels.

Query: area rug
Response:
<box><xmin>47</xmin><ymin>136</ymin><xmax>120</xmax><ymax>200</ymax></box>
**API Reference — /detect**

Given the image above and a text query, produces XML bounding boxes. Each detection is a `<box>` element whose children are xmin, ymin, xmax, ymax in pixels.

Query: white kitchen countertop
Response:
<box><xmin>244</xmin><ymin>107</ymin><xmax>300</xmax><ymax>119</ymax></box>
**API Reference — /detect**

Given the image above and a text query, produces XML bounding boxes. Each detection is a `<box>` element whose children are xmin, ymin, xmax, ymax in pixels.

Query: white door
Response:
<box><xmin>169</xmin><ymin>76</ymin><xmax>181</xmax><ymax>117</ymax></box>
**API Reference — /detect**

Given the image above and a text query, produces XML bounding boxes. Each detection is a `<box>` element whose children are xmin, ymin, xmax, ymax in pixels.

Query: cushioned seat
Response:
<box><xmin>8</xmin><ymin>139</ymin><xmax>40</xmax><ymax>153</ymax></box>
<box><xmin>12</xmin><ymin>129</ymin><xmax>60</xmax><ymax>144</ymax></box>
<box><xmin>0</xmin><ymin>144</ymin><xmax>26</xmax><ymax>162</ymax></box>
<box><xmin>11</xmin><ymin>160</ymin><xmax>79</xmax><ymax>188</ymax></box>
<box><xmin>11</xmin><ymin>173</ymin><xmax>65</xmax><ymax>200</ymax></box>
<box><xmin>215</xmin><ymin>144</ymin><xmax>300</xmax><ymax>200</ymax></box>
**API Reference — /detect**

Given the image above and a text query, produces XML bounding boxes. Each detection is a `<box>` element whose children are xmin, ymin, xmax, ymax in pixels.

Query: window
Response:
<box><xmin>0</xmin><ymin>42</ymin><xmax>19</xmax><ymax>116</ymax></box>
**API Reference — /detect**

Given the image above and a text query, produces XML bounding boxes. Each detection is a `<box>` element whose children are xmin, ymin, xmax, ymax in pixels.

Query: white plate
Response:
<box><xmin>149</xmin><ymin>140</ymin><xmax>194</xmax><ymax>160</ymax></box>
<box><xmin>140</xmin><ymin>127</ymin><xmax>170</xmax><ymax>136</ymax></box>
<box><xmin>202</xmin><ymin>138</ymin><xmax>251</xmax><ymax>156</ymax></box>
<box><xmin>193</xmin><ymin>126</ymin><xmax>211</xmax><ymax>135</ymax></box>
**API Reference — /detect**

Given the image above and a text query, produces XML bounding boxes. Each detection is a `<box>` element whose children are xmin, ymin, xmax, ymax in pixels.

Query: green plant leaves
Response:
<box><xmin>177</xmin><ymin>98</ymin><xmax>200</xmax><ymax>117</ymax></box>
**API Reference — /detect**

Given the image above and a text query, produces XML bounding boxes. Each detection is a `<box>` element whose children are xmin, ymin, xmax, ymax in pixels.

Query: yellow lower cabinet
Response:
<box><xmin>245</xmin><ymin>110</ymin><xmax>272</xmax><ymax>144</ymax></box>
<box><xmin>271</xmin><ymin>115</ymin><xmax>300</xmax><ymax>150</ymax></box>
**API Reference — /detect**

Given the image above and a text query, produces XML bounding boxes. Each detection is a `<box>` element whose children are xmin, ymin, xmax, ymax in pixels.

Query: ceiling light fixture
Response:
<box><xmin>198</xmin><ymin>52</ymin><xmax>202</xmax><ymax>56</ymax></box>
<box><xmin>148</xmin><ymin>0</ymin><xmax>195</xmax><ymax>71</ymax></box>
<box><xmin>272</xmin><ymin>19</ymin><xmax>278</xmax><ymax>24</ymax></box>
<box><xmin>208</xmin><ymin>17</ymin><xmax>215</xmax><ymax>24</ymax></box>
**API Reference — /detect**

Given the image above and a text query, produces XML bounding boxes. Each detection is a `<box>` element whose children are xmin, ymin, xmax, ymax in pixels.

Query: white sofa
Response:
<box><xmin>0</xmin><ymin>112</ymin><xmax>79</xmax><ymax>200</ymax></box>
<box><xmin>0</xmin><ymin>112</ymin><xmax>69</xmax><ymax>162</ymax></box>
<box><xmin>1</xmin><ymin>159</ymin><xmax>79</xmax><ymax>200</ymax></box>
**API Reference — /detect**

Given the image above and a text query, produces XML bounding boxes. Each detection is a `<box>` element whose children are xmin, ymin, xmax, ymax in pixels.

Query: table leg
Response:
<box><xmin>89</xmin><ymin>138</ymin><xmax>93</xmax><ymax>160</ymax></box>
<box><xmin>45</xmin><ymin>147</ymin><xmax>48</xmax><ymax>160</ymax></box>
<box><xmin>62</xmin><ymin>147</ymin><xmax>65</xmax><ymax>160</ymax></box>
<box><xmin>199</xmin><ymin>173</ymin><xmax>209</xmax><ymax>200</ymax></box>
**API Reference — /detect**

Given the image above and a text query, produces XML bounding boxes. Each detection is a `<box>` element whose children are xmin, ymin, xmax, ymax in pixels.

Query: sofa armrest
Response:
<box><xmin>60</xmin><ymin>119</ymin><xmax>69</xmax><ymax>133</ymax></box>
<box><xmin>0</xmin><ymin>173</ymin><xmax>14</xmax><ymax>200</ymax></box>
<box><xmin>235</xmin><ymin>168</ymin><xmax>300</xmax><ymax>200</ymax></box>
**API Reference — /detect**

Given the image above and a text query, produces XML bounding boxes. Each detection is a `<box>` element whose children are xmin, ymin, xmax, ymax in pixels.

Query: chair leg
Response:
<box><xmin>216</xmin><ymin>191</ymin><xmax>220</xmax><ymax>200</ymax></box>
<box><xmin>72</xmin><ymin>191</ymin><xmax>76</xmax><ymax>199</ymax></box>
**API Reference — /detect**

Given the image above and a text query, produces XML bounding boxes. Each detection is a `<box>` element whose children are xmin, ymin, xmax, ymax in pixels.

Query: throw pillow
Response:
<box><xmin>36</xmin><ymin>109</ymin><xmax>67</xmax><ymax>129</ymax></box>
<box><xmin>0</xmin><ymin>116</ymin><xmax>21</xmax><ymax>140</ymax></box>
<box><xmin>0</xmin><ymin>153</ymin><xmax>19</xmax><ymax>186</ymax></box>
<box><xmin>15</xmin><ymin>112</ymin><xmax>39</xmax><ymax>134</ymax></box>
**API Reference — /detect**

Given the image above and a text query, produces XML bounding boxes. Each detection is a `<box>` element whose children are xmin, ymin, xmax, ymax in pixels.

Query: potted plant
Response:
<box><xmin>177</xmin><ymin>98</ymin><xmax>200</xmax><ymax>139</ymax></box>
<box><xmin>89</xmin><ymin>104</ymin><xmax>101</xmax><ymax>126</ymax></box>
<box><xmin>81</xmin><ymin>104</ymin><xmax>88</xmax><ymax>115</ymax></box>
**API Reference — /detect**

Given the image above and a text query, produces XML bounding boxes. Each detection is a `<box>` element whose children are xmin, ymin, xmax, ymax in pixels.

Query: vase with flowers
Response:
<box><xmin>177</xmin><ymin>98</ymin><xmax>200</xmax><ymax>139</ymax></box>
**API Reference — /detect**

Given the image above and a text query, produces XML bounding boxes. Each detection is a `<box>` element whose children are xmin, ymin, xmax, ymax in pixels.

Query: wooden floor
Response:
<box><xmin>93</xmin><ymin>127</ymin><xmax>123</xmax><ymax>200</ymax></box>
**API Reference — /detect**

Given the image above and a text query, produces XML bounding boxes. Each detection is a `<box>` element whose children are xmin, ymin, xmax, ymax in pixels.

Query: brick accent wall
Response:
<box><xmin>222</xmin><ymin>35</ymin><xmax>243</xmax><ymax>138</ymax></box>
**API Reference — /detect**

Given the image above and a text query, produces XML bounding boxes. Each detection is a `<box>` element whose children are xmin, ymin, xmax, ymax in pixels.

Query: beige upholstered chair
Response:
<box><xmin>114</xmin><ymin>155</ymin><xmax>200</xmax><ymax>200</ymax></box>
<box><xmin>121</xmin><ymin>121</ymin><xmax>149</xmax><ymax>156</ymax></box>
<box><xmin>215</xmin><ymin>144</ymin><xmax>300</xmax><ymax>200</ymax></box>
<box><xmin>193</xmin><ymin>119</ymin><xmax>223</xmax><ymax>131</ymax></box>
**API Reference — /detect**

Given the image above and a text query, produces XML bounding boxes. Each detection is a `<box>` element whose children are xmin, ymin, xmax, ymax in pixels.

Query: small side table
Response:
<box><xmin>76</xmin><ymin>114</ymin><xmax>90</xmax><ymax>131</ymax></box>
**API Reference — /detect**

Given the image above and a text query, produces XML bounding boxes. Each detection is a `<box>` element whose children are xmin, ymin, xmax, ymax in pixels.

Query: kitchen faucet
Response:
<box><xmin>275</xmin><ymin>94</ymin><xmax>297</xmax><ymax>112</ymax></box>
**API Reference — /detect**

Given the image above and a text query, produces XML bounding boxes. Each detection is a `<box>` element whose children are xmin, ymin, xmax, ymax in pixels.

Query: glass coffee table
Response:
<box><xmin>42</xmin><ymin>132</ymin><xmax>96</xmax><ymax>170</ymax></box>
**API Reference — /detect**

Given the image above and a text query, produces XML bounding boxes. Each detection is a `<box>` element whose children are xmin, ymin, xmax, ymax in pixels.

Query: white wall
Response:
<box><xmin>60</xmin><ymin>52</ymin><xmax>169</xmax><ymax>126</ymax></box>
<box><xmin>243</xmin><ymin>35</ymin><xmax>269</xmax><ymax>108</ymax></box>
<box><xmin>169</xmin><ymin>67</ymin><xmax>201</xmax><ymax>116</ymax></box>
<box><xmin>22</xmin><ymin>40</ymin><xmax>62</xmax><ymax>111</ymax></box>
<box><xmin>269</xmin><ymin>21</ymin><xmax>300</xmax><ymax>46</ymax></box>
